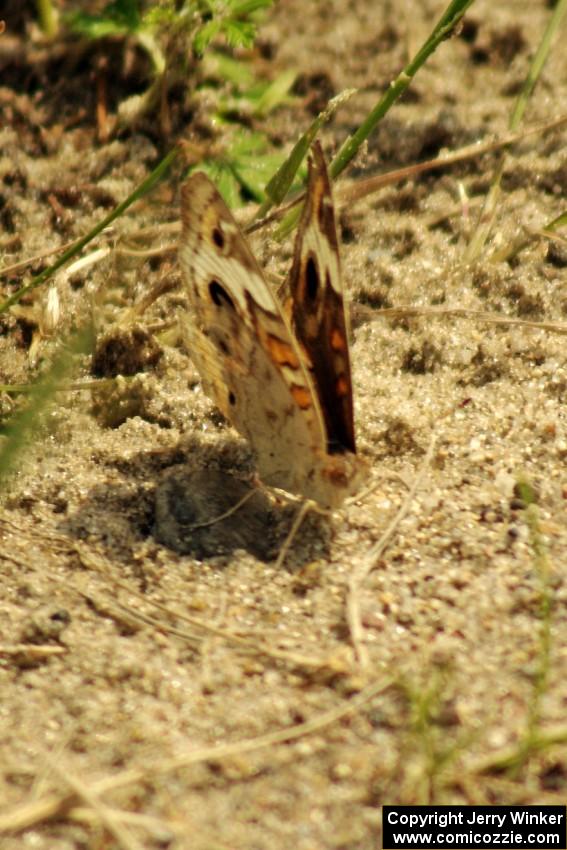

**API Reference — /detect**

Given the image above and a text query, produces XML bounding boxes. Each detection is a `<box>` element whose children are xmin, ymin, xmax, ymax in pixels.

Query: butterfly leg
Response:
<box><xmin>273</xmin><ymin>498</ymin><xmax>329</xmax><ymax>570</ymax></box>
<box><xmin>184</xmin><ymin>487</ymin><xmax>257</xmax><ymax>531</ymax></box>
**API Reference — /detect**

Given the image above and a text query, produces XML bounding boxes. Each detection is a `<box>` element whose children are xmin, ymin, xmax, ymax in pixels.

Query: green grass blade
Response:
<box><xmin>543</xmin><ymin>209</ymin><xmax>567</xmax><ymax>232</ymax></box>
<box><xmin>465</xmin><ymin>0</ymin><xmax>567</xmax><ymax>262</ymax></box>
<box><xmin>35</xmin><ymin>0</ymin><xmax>58</xmax><ymax>37</ymax></box>
<box><xmin>330</xmin><ymin>0</ymin><xmax>476</xmax><ymax>180</ymax></box>
<box><xmin>0</xmin><ymin>147</ymin><xmax>178</xmax><ymax>317</ymax></box>
<box><xmin>509</xmin><ymin>478</ymin><xmax>554</xmax><ymax>771</ymax></box>
<box><xmin>252</xmin><ymin>68</ymin><xmax>296</xmax><ymax>117</ymax></box>
<box><xmin>274</xmin><ymin>0</ymin><xmax>475</xmax><ymax>240</ymax></box>
<box><xmin>510</xmin><ymin>0</ymin><xmax>567</xmax><ymax>131</ymax></box>
<box><xmin>255</xmin><ymin>89</ymin><xmax>356</xmax><ymax>222</ymax></box>
<box><xmin>0</xmin><ymin>326</ymin><xmax>95</xmax><ymax>487</ymax></box>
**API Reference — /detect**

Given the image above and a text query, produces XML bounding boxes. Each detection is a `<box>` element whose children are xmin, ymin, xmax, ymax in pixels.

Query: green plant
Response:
<box><xmin>403</xmin><ymin>668</ymin><xmax>466</xmax><ymax>802</ymax></box>
<box><xmin>274</xmin><ymin>0</ymin><xmax>477</xmax><ymax>239</ymax></box>
<box><xmin>190</xmin><ymin>129</ymin><xmax>291</xmax><ymax>207</ymax></box>
<box><xmin>66</xmin><ymin>0</ymin><xmax>273</xmax><ymax>66</ymax></box>
<box><xmin>62</xmin><ymin>0</ymin><xmax>295</xmax><ymax>201</ymax></box>
<box><xmin>465</xmin><ymin>0</ymin><xmax>567</xmax><ymax>261</ymax></box>
<box><xmin>65</xmin><ymin>0</ymin><xmax>275</xmax><ymax>103</ymax></box>
<box><xmin>511</xmin><ymin>478</ymin><xmax>554</xmax><ymax>771</ymax></box>
<box><xmin>35</xmin><ymin>0</ymin><xmax>59</xmax><ymax>37</ymax></box>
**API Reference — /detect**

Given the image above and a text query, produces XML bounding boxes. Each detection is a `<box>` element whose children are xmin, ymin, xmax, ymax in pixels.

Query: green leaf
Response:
<box><xmin>516</xmin><ymin>478</ymin><xmax>538</xmax><ymax>506</ymax></box>
<box><xmin>221</xmin><ymin>19</ymin><xmax>256</xmax><ymax>48</ymax></box>
<box><xmin>110</xmin><ymin>0</ymin><xmax>141</xmax><ymax>28</ymax></box>
<box><xmin>193</xmin><ymin>18</ymin><xmax>222</xmax><ymax>55</ymax></box>
<box><xmin>191</xmin><ymin>161</ymin><xmax>242</xmax><ymax>208</ymax></box>
<box><xmin>65</xmin><ymin>12</ymin><xmax>127</xmax><ymax>38</ymax></box>
<box><xmin>251</xmin><ymin>68</ymin><xmax>296</xmax><ymax>117</ymax></box>
<box><xmin>258</xmin><ymin>88</ymin><xmax>356</xmax><ymax>223</ymax></box>
<box><xmin>543</xmin><ymin>210</ymin><xmax>567</xmax><ymax>232</ymax></box>
<box><xmin>66</xmin><ymin>0</ymin><xmax>141</xmax><ymax>38</ymax></box>
<box><xmin>230</xmin><ymin>129</ymin><xmax>268</xmax><ymax>155</ymax></box>
<box><xmin>203</xmin><ymin>50</ymin><xmax>255</xmax><ymax>87</ymax></box>
<box><xmin>233</xmin><ymin>153</ymin><xmax>286</xmax><ymax>201</ymax></box>
<box><xmin>230</xmin><ymin>0</ymin><xmax>273</xmax><ymax>15</ymax></box>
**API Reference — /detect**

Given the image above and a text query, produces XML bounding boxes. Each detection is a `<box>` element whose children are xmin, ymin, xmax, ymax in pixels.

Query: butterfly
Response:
<box><xmin>179</xmin><ymin>142</ymin><xmax>367</xmax><ymax>509</ymax></box>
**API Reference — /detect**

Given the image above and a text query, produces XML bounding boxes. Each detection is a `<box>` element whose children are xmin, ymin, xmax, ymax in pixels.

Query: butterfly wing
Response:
<box><xmin>288</xmin><ymin>142</ymin><xmax>356</xmax><ymax>455</ymax></box>
<box><xmin>179</xmin><ymin>173</ymin><xmax>331</xmax><ymax>499</ymax></box>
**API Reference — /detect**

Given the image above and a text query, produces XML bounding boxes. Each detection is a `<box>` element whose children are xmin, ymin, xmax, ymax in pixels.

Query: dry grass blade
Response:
<box><xmin>0</xmin><ymin>644</ymin><xmax>66</xmax><ymax>660</ymax></box>
<box><xmin>347</xmin><ymin>435</ymin><xmax>437</xmax><ymax>667</ymax></box>
<box><xmin>244</xmin><ymin>115</ymin><xmax>567</xmax><ymax>235</ymax></box>
<box><xmin>0</xmin><ymin>676</ymin><xmax>391</xmax><ymax>836</ymax></box>
<box><xmin>367</xmin><ymin>306</ymin><xmax>567</xmax><ymax>336</ymax></box>
<box><xmin>338</xmin><ymin>115</ymin><xmax>567</xmax><ymax>207</ymax></box>
<box><xmin>71</xmin><ymin>544</ymin><xmax>349</xmax><ymax>672</ymax></box>
<box><xmin>5</xmin><ymin>114</ymin><xmax>561</xmax><ymax>285</ymax></box>
<box><xmin>0</xmin><ymin>238</ymin><xmax>81</xmax><ymax>277</ymax></box>
<box><xmin>46</xmin><ymin>761</ymin><xmax>145</xmax><ymax>850</ymax></box>
<box><xmin>273</xmin><ymin>499</ymin><xmax>318</xmax><ymax>570</ymax></box>
<box><xmin>185</xmin><ymin>488</ymin><xmax>257</xmax><ymax>530</ymax></box>
<box><xmin>66</xmin><ymin>808</ymin><xmax>174</xmax><ymax>842</ymax></box>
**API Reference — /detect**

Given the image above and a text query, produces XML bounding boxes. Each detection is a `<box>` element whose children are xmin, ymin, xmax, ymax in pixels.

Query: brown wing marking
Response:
<box><xmin>179</xmin><ymin>172</ymin><xmax>338</xmax><ymax>498</ymax></box>
<box><xmin>288</xmin><ymin>142</ymin><xmax>356</xmax><ymax>454</ymax></box>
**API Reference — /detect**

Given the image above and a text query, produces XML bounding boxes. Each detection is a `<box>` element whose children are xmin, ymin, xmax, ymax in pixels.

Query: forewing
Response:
<box><xmin>178</xmin><ymin>173</ymin><xmax>328</xmax><ymax>494</ymax></box>
<box><xmin>288</xmin><ymin>142</ymin><xmax>356</xmax><ymax>454</ymax></box>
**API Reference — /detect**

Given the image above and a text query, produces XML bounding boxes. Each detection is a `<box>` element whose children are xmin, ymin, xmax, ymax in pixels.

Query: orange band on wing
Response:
<box><xmin>330</xmin><ymin>327</ymin><xmax>347</xmax><ymax>353</ymax></box>
<box><xmin>291</xmin><ymin>385</ymin><xmax>312</xmax><ymax>410</ymax></box>
<box><xmin>335</xmin><ymin>375</ymin><xmax>349</xmax><ymax>398</ymax></box>
<box><xmin>266</xmin><ymin>334</ymin><xmax>300</xmax><ymax>369</ymax></box>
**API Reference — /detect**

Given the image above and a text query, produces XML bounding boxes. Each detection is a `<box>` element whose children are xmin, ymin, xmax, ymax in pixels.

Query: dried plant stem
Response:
<box><xmin>0</xmin><ymin>676</ymin><xmax>391</xmax><ymax>835</ymax></box>
<box><xmin>368</xmin><ymin>306</ymin><xmax>567</xmax><ymax>336</ymax></box>
<box><xmin>47</xmin><ymin>761</ymin><xmax>144</xmax><ymax>850</ymax></box>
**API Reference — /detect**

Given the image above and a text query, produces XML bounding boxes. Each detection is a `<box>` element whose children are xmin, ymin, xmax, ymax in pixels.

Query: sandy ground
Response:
<box><xmin>0</xmin><ymin>1</ymin><xmax>566</xmax><ymax>848</ymax></box>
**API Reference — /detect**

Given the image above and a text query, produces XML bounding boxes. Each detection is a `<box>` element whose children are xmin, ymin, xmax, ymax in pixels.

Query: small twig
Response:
<box><xmin>245</xmin><ymin>115</ymin><xmax>567</xmax><ymax>235</ymax></box>
<box><xmin>118</xmin><ymin>274</ymin><xmax>180</xmax><ymax>324</ymax></box>
<box><xmin>47</xmin><ymin>761</ymin><xmax>144</xmax><ymax>850</ymax></box>
<box><xmin>2</xmin><ymin>117</ymin><xmax>563</xmax><ymax>283</ymax></box>
<box><xmin>346</xmin><ymin>473</ymin><xmax>389</xmax><ymax>507</ymax></box>
<box><xmin>114</xmin><ymin>242</ymin><xmax>177</xmax><ymax>258</ymax></box>
<box><xmin>0</xmin><ymin>238</ymin><xmax>84</xmax><ymax>278</ymax></box>
<box><xmin>0</xmin><ymin>644</ymin><xmax>66</xmax><ymax>659</ymax></box>
<box><xmin>74</xmin><ymin>584</ymin><xmax>201</xmax><ymax>649</ymax></box>
<box><xmin>337</xmin><ymin>115</ymin><xmax>567</xmax><ymax>207</ymax></box>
